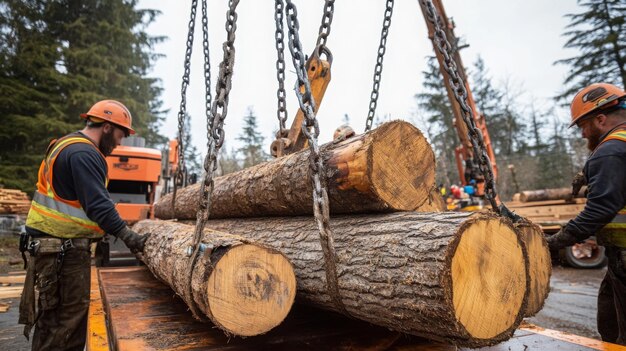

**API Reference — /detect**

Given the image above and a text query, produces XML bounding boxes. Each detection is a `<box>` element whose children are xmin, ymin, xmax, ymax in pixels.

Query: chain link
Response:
<box><xmin>202</xmin><ymin>0</ymin><xmax>213</xmax><ymax>144</ymax></box>
<box><xmin>419</xmin><ymin>0</ymin><xmax>503</xmax><ymax>214</ymax></box>
<box><xmin>274</xmin><ymin>0</ymin><xmax>289</xmax><ymax>137</ymax></box>
<box><xmin>315</xmin><ymin>0</ymin><xmax>334</xmax><ymax>53</ymax></box>
<box><xmin>185</xmin><ymin>0</ymin><xmax>240</xmax><ymax>321</ymax></box>
<box><xmin>284</xmin><ymin>0</ymin><xmax>347</xmax><ymax>314</ymax></box>
<box><xmin>365</xmin><ymin>0</ymin><xmax>394</xmax><ymax>132</ymax></box>
<box><xmin>172</xmin><ymin>0</ymin><xmax>200</xmax><ymax>213</ymax></box>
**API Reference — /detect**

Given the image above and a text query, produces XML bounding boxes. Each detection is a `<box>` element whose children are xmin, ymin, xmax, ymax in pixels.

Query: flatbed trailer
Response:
<box><xmin>87</xmin><ymin>266</ymin><xmax>625</xmax><ymax>351</ymax></box>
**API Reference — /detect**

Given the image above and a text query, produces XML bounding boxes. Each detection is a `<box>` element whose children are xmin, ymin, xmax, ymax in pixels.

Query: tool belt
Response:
<box><xmin>20</xmin><ymin>233</ymin><xmax>91</xmax><ymax>260</ymax></box>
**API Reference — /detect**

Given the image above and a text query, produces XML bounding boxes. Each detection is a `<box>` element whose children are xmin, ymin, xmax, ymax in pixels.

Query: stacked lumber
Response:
<box><xmin>506</xmin><ymin>198</ymin><xmax>586</xmax><ymax>230</ymax></box>
<box><xmin>144</xmin><ymin>121</ymin><xmax>547</xmax><ymax>346</ymax></box>
<box><xmin>0</xmin><ymin>189</ymin><xmax>30</xmax><ymax>215</ymax></box>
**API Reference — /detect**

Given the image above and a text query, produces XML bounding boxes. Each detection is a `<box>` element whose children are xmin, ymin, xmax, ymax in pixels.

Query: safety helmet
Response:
<box><xmin>80</xmin><ymin>100</ymin><xmax>135</xmax><ymax>135</ymax></box>
<box><xmin>569</xmin><ymin>83</ymin><xmax>626</xmax><ymax>127</ymax></box>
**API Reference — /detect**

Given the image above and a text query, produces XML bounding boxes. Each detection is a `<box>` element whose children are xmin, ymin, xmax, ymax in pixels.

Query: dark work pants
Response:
<box><xmin>31</xmin><ymin>249</ymin><xmax>91</xmax><ymax>351</ymax></box>
<box><xmin>597</xmin><ymin>246</ymin><xmax>626</xmax><ymax>345</ymax></box>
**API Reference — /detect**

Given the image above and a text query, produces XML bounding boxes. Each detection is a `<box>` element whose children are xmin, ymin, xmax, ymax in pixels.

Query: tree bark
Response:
<box><xmin>133</xmin><ymin>220</ymin><xmax>296</xmax><ymax>337</ymax></box>
<box><xmin>154</xmin><ymin>121</ymin><xmax>440</xmax><ymax>220</ymax></box>
<box><xmin>179</xmin><ymin>211</ymin><xmax>530</xmax><ymax>347</ymax></box>
<box><xmin>515</xmin><ymin>221</ymin><xmax>551</xmax><ymax>317</ymax></box>
<box><xmin>519</xmin><ymin>187</ymin><xmax>585</xmax><ymax>202</ymax></box>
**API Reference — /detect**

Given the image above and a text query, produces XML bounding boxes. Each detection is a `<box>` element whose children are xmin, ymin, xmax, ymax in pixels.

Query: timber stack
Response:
<box><xmin>0</xmin><ymin>188</ymin><xmax>30</xmax><ymax>215</ymax></box>
<box><xmin>142</xmin><ymin>121</ymin><xmax>549</xmax><ymax>347</ymax></box>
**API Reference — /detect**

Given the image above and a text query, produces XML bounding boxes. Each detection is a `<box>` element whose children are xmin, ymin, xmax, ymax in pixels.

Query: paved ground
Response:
<box><xmin>0</xmin><ymin>265</ymin><xmax>608</xmax><ymax>350</ymax></box>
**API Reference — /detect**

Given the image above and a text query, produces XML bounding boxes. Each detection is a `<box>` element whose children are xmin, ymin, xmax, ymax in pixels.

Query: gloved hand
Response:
<box><xmin>546</xmin><ymin>227</ymin><xmax>580</xmax><ymax>250</ymax></box>
<box><xmin>114</xmin><ymin>226</ymin><xmax>149</xmax><ymax>254</ymax></box>
<box><xmin>571</xmin><ymin>171</ymin><xmax>586</xmax><ymax>197</ymax></box>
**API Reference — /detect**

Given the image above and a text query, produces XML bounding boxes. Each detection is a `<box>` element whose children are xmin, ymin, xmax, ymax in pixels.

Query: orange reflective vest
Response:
<box><xmin>596</xmin><ymin>127</ymin><xmax>626</xmax><ymax>247</ymax></box>
<box><xmin>25</xmin><ymin>135</ymin><xmax>107</xmax><ymax>238</ymax></box>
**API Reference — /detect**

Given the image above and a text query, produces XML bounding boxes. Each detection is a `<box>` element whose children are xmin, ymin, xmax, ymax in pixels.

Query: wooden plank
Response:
<box><xmin>0</xmin><ymin>286</ymin><xmax>23</xmax><ymax>299</ymax></box>
<box><xmin>0</xmin><ymin>302</ymin><xmax>10</xmax><ymax>312</ymax></box>
<box><xmin>0</xmin><ymin>275</ymin><xmax>25</xmax><ymax>285</ymax></box>
<box><xmin>87</xmin><ymin>267</ymin><xmax>110</xmax><ymax>351</ymax></box>
<box><xmin>506</xmin><ymin>198</ymin><xmax>586</xmax><ymax>208</ymax></box>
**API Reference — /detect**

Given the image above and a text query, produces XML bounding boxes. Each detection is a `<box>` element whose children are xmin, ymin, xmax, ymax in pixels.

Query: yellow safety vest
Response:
<box><xmin>25</xmin><ymin>135</ymin><xmax>107</xmax><ymax>239</ymax></box>
<box><xmin>596</xmin><ymin>127</ymin><xmax>626</xmax><ymax>248</ymax></box>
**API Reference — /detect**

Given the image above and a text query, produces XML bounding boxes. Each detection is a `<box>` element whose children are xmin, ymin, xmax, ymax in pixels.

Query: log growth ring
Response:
<box><xmin>450</xmin><ymin>218</ymin><xmax>528</xmax><ymax>339</ymax></box>
<box><xmin>206</xmin><ymin>244</ymin><xmax>297</xmax><ymax>336</ymax></box>
<box><xmin>369</xmin><ymin>121</ymin><xmax>435</xmax><ymax>210</ymax></box>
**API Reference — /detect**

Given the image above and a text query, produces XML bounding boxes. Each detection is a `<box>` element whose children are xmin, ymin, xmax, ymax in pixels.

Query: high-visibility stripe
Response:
<box><xmin>32</xmin><ymin>192</ymin><xmax>94</xmax><ymax>222</ymax></box>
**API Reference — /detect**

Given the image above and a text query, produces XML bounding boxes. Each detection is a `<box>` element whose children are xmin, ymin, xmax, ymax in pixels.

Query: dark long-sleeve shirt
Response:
<box><xmin>565</xmin><ymin>125</ymin><xmax>626</xmax><ymax>241</ymax></box>
<box><xmin>26</xmin><ymin>132</ymin><xmax>126</xmax><ymax>236</ymax></box>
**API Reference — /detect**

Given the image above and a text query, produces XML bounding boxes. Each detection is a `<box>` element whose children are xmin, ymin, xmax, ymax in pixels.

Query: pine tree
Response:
<box><xmin>414</xmin><ymin>57</ymin><xmax>459</xmax><ymax>185</ymax></box>
<box><xmin>237</xmin><ymin>107</ymin><xmax>268</xmax><ymax>169</ymax></box>
<box><xmin>555</xmin><ymin>0</ymin><xmax>626</xmax><ymax>100</ymax></box>
<box><xmin>471</xmin><ymin>56</ymin><xmax>502</xmax><ymax>122</ymax></box>
<box><xmin>0</xmin><ymin>0</ymin><xmax>166</xmax><ymax>192</ymax></box>
<box><xmin>182</xmin><ymin>113</ymin><xmax>202</xmax><ymax>179</ymax></box>
<box><xmin>536</xmin><ymin>118</ymin><xmax>575</xmax><ymax>188</ymax></box>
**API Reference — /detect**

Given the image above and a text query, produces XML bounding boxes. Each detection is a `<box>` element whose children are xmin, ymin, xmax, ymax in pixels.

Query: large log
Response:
<box><xmin>175</xmin><ymin>211</ymin><xmax>530</xmax><ymax>347</ymax></box>
<box><xmin>519</xmin><ymin>187</ymin><xmax>585</xmax><ymax>202</ymax></box>
<box><xmin>154</xmin><ymin>121</ymin><xmax>440</xmax><ymax>220</ymax></box>
<box><xmin>515</xmin><ymin>221</ymin><xmax>551</xmax><ymax>317</ymax></box>
<box><xmin>133</xmin><ymin>220</ymin><xmax>296</xmax><ymax>337</ymax></box>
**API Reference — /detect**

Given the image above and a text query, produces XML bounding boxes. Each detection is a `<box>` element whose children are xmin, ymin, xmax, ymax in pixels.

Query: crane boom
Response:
<box><xmin>418</xmin><ymin>0</ymin><xmax>498</xmax><ymax>191</ymax></box>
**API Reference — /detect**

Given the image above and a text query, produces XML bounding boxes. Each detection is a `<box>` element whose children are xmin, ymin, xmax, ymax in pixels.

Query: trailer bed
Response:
<box><xmin>88</xmin><ymin>266</ymin><xmax>625</xmax><ymax>351</ymax></box>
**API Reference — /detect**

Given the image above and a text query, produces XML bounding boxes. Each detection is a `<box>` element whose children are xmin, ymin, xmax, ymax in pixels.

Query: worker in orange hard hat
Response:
<box><xmin>19</xmin><ymin>100</ymin><xmax>149</xmax><ymax>350</ymax></box>
<box><xmin>547</xmin><ymin>83</ymin><xmax>626</xmax><ymax>345</ymax></box>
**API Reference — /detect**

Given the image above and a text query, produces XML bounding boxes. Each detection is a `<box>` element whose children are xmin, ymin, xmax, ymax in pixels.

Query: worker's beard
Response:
<box><xmin>99</xmin><ymin>129</ymin><xmax>117</xmax><ymax>156</ymax></box>
<box><xmin>585</xmin><ymin>123</ymin><xmax>604</xmax><ymax>151</ymax></box>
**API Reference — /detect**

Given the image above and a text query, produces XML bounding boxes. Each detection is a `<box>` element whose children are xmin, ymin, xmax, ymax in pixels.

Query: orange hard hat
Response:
<box><xmin>570</xmin><ymin>83</ymin><xmax>626</xmax><ymax>127</ymax></box>
<box><xmin>80</xmin><ymin>100</ymin><xmax>135</xmax><ymax>135</ymax></box>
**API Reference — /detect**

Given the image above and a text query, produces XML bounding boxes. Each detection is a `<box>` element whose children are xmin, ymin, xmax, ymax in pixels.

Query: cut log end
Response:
<box><xmin>369</xmin><ymin>121</ymin><xmax>436</xmax><ymax>210</ymax></box>
<box><xmin>450</xmin><ymin>218</ymin><xmax>527</xmax><ymax>340</ymax></box>
<box><xmin>207</xmin><ymin>244</ymin><xmax>297</xmax><ymax>337</ymax></box>
<box><xmin>516</xmin><ymin>222</ymin><xmax>551</xmax><ymax>317</ymax></box>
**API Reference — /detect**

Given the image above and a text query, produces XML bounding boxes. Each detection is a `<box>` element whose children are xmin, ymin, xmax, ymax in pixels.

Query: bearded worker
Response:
<box><xmin>547</xmin><ymin>83</ymin><xmax>626</xmax><ymax>345</ymax></box>
<box><xmin>19</xmin><ymin>100</ymin><xmax>149</xmax><ymax>351</ymax></box>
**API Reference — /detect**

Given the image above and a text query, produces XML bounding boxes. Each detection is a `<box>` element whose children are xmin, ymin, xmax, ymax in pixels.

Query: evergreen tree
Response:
<box><xmin>471</xmin><ymin>56</ymin><xmax>502</xmax><ymax>122</ymax></box>
<box><xmin>182</xmin><ymin>113</ymin><xmax>202</xmax><ymax>179</ymax></box>
<box><xmin>555</xmin><ymin>0</ymin><xmax>626</xmax><ymax>100</ymax></box>
<box><xmin>237</xmin><ymin>107</ymin><xmax>268</xmax><ymax>169</ymax></box>
<box><xmin>0</xmin><ymin>0</ymin><xmax>166</xmax><ymax>192</ymax></box>
<box><xmin>217</xmin><ymin>144</ymin><xmax>241</xmax><ymax>176</ymax></box>
<box><xmin>415</xmin><ymin>57</ymin><xmax>459</xmax><ymax>185</ymax></box>
<box><xmin>536</xmin><ymin>118</ymin><xmax>575</xmax><ymax>188</ymax></box>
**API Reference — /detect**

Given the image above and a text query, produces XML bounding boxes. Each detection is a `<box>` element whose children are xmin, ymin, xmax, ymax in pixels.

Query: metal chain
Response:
<box><xmin>274</xmin><ymin>0</ymin><xmax>289</xmax><ymax>137</ymax></box>
<box><xmin>202</xmin><ymin>0</ymin><xmax>213</xmax><ymax>143</ymax></box>
<box><xmin>365</xmin><ymin>0</ymin><xmax>394</xmax><ymax>132</ymax></box>
<box><xmin>284</xmin><ymin>0</ymin><xmax>347</xmax><ymax>315</ymax></box>
<box><xmin>172</xmin><ymin>0</ymin><xmax>199</xmax><ymax>213</ymax></box>
<box><xmin>419</xmin><ymin>0</ymin><xmax>502</xmax><ymax>214</ymax></box>
<box><xmin>315</xmin><ymin>0</ymin><xmax>334</xmax><ymax>54</ymax></box>
<box><xmin>185</xmin><ymin>0</ymin><xmax>240</xmax><ymax>321</ymax></box>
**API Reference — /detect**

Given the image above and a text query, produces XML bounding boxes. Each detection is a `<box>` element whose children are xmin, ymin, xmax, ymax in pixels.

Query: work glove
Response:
<box><xmin>114</xmin><ymin>226</ymin><xmax>149</xmax><ymax>254</ymax></box>
<box><xmin>546</xmin><ymin>227</ymin><xmax>580</xmax><ymax>251</ymax></box>
<box><xmin>571</xmin><ymin>171</ymin><xmax>586</xmax><ymax>197</ymax></box>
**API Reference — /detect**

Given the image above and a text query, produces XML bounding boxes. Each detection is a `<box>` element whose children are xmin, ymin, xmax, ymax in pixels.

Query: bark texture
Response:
<box><xmin>180</xmin><ymin>211</ymin><xmax>529</xmax><ymax>347</ymax></box>
<box><xmin>133</xmin><ymin>220</ymin><xmax>296</xmax><ymax>337</ymax></box>
<box><xmin>154</xmin><ymin>121</ymin><xmax>439</xmax><ymax>220</ymax></box>
<box><xmin>516</xmin><ymin>221</ymin><xmax>551</xmax><ymax>317</ymax></box>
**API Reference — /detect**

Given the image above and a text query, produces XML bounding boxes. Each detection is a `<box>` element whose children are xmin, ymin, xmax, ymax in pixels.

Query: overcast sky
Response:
<box><xmin>137</xmin><ymin>0</ymin><xmax>581</xmax><ymax>154</ymax></box>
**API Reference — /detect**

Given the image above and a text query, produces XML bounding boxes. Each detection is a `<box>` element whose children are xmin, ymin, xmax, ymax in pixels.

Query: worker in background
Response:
<box><xmin>18</xmin><ymin>100</ymin><xmax>150</xmax><ymax>351</ymax></box>
<box><xmin>546</xmin><ymin>83</ymin><xmax>626</xmax><ymax>345</ymax></box>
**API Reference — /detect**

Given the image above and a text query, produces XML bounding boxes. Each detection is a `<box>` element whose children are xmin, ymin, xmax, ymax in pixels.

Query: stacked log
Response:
<box><xmin>134</xmin><ymin>220</ymin><xmax>296</xmax><ymax>337</ymax></box>
<box><xmin>153</xmin><ymin>211</ymin><xmax>531</xmax><ymax>347</ymax></box>
<box><xmin>515</xmin><ymin>221</ymin><xmax>551</xmax><ymax>317</ymax></box>
<box><xmin>0</xmin><ymin>189</ymin><xmax>30</xmax><ymax>215</ymax></box>
<box><xmin>518</xmin><ymin>187</ymin><xmax>585</xmax><ymax>202</ymax></box>
<box><xmin>154</xmin><ymin>121</ymin><xmax>444</xmax><ymax>220</ymax></box>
